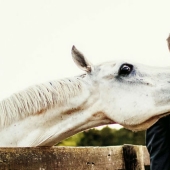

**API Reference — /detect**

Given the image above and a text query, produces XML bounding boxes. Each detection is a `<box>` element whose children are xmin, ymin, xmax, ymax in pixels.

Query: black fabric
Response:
<box><xmin>146</xmin><ymin>116</ymin><xmax>170</xmax><ymax>170</ymax></box>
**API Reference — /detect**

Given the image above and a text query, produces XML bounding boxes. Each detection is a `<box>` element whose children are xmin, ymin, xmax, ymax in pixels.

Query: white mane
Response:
<box><xmin>0</xmin><ymin>78</ymin><xmax>83</xmax><ymax>127</ymax></box>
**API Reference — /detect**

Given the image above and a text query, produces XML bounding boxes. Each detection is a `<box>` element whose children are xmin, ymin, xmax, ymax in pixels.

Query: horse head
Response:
<box><xmin>72</xmin><ymin>46</ymin><xmax>170</xmax><ymax>131</ymax></box>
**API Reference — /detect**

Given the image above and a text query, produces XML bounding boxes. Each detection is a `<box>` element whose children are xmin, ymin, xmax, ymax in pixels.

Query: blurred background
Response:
<box><xmin>57</xmin><ymin>126</ymin><xmax>145</xmax><ymax>146</ymax></box>
<box><xmin>0</xmin><ymin>0</ymin><xmax>170</xmax><ymax>146</ymax></box>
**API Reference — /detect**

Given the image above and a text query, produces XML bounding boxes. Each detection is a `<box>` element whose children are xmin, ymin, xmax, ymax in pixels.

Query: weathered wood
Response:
<box><xmin>123</xmin><ymin>145</ymin><xmax>150</xmax><ymax>170</ymax></box>
<box><xmin>0</xmin><ymin>146</ymin><xmax>150</xmax><ymax>170</ymax></box>
<box><xmin>123</xmin><ymin>145</ymin><xmax>137</xmax><ymax>170</ymax></box>
<box><xmin>0</xmin><ymin>146</ymin><xmax>124</xmax><ymax>170</ymax></box>
<box><xmin>142</xmin><ymin>146</ymin><xmax>150</xmax><ymax>167</ymax></box>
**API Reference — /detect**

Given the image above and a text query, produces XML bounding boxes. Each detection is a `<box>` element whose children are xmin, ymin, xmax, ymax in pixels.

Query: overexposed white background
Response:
<box><xmin>0</xmin><ymin>0</ymin><xmax>170</xmax><ymax>128</ymax></box>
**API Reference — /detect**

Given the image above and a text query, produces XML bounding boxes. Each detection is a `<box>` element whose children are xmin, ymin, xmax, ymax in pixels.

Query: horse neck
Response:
<box><xmin>0</xmin><ymin>76</ymin><xmax>91</xmax><ymax>127</ymax></box>
<box><xmin>0</xmin><ymin>75</ymin><xmax>113</xmax><ymax>146</ymax></box>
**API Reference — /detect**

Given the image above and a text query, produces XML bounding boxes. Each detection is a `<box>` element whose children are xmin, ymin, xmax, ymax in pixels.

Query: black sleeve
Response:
<box><xmin>146</xmin><ymin>115</ymin><xmax>170</xmax><ymax>170</ymax></box>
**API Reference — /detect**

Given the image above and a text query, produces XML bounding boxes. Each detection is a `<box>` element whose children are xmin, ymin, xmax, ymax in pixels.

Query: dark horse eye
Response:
<box><xmin>118</xmin><ymin>64</ymin><xmax>133</xmax><ymax>76</ymax></box>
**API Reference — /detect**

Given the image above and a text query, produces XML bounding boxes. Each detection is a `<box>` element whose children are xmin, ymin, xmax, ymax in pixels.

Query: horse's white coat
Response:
<box><xmin>1</xmin><ymin>46</ymin><xmax>170</xmax><ymax>146</ymax></box>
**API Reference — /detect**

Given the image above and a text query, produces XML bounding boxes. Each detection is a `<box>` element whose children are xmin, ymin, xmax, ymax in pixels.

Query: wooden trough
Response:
<box><xmin>0</xmin><ymin>144</ymin><xmax>150</xmax><ymax>170</ymax></box>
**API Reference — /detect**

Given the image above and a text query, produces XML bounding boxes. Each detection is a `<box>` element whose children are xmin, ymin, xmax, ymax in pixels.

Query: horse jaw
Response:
<box><xmin>122</xmin><ymin>112</ymin><xmax>170</xmax><ymax>131</ymax></box>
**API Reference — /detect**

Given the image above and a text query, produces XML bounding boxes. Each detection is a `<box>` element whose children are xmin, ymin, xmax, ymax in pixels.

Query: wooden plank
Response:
<box><xmin>123</xmin><ymin>145</ymin><xmax>150</xmax><ymax>170</ymax></box>
<box><xmin>142</xmin><ymin>146</ymin><xmax>150</xmax><ymax>166</ymax></box>
<box><xmin>123</xmin><ymin>144</ymin><xmax>143</xmax><ymax>170</ymax></box>
<box><xmin>0</xmin><ymin>146</ymin><xmax>125</xmax><ymax>170</ymax></box>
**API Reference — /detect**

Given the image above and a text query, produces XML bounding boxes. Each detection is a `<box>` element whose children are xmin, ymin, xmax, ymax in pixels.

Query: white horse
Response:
<box><xmin>1</xmin><ymin>46</ymin><xmax>170</xmax><ymax>147</ymax></box>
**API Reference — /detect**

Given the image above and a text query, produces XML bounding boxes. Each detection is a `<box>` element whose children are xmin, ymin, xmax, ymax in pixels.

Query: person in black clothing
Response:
<box><xmin>146</xmin><ymin>115</ymin><xmax>170</xmax><ymax>170</ymax></box>
<box><xmin>146</xmin><ymin>34</ymin><xmax>170</xmax><ymax>170</ymax></box>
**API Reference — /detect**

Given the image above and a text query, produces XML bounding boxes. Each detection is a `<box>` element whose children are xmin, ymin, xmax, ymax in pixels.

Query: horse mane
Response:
<box><xmin>0</xmin><ymin>78</ymin><xmax>83</xmax><ymax>127</ymax></box>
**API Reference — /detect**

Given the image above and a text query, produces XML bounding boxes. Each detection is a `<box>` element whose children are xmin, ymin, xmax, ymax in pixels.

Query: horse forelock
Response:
<box><xmin>0</xmin><ymin>78</ymin><xmax>83</xmax><ymax>127</ymax></box>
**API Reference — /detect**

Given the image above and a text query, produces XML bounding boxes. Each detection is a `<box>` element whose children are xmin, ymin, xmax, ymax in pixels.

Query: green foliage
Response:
<box><xmin>57</xmin><ymin>132</ymin><xmax>84</xmax><ymax>146</ymax></box>
<box><xmin>57</xmin><ymin>126</ymin><xmax>145</xmax><ymax>146</ymax></box>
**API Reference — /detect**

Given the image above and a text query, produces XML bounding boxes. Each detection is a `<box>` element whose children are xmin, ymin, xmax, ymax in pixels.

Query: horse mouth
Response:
<box><xmin>122</xmin><ymin>112</ymin><xmax>170</xmax><ymax>131</ymax></box>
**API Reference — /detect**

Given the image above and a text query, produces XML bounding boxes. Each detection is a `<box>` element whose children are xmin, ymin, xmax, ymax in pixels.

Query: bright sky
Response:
<box><xmin>0</xmin><ymin>0</ymin><xmax>170</xmax><ymax>129</ymax></box>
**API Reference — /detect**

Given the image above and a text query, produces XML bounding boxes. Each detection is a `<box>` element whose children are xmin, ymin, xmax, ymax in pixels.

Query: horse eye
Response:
<box><xmin>118</xmin><ymin>64</ymin><xmax>133</xmax><ymax>76</ymax></box>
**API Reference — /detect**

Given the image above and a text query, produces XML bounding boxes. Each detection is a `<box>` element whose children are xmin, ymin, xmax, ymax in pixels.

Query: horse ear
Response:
<box><xmin>167</xmin><ymin>34</ymin><xmax>170</xmax><ymax>52</ymax></box>
<box><xmin>71</xmin><ymin>46</ymin><xmax>92</xmax><ymax>72</ymax></box>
